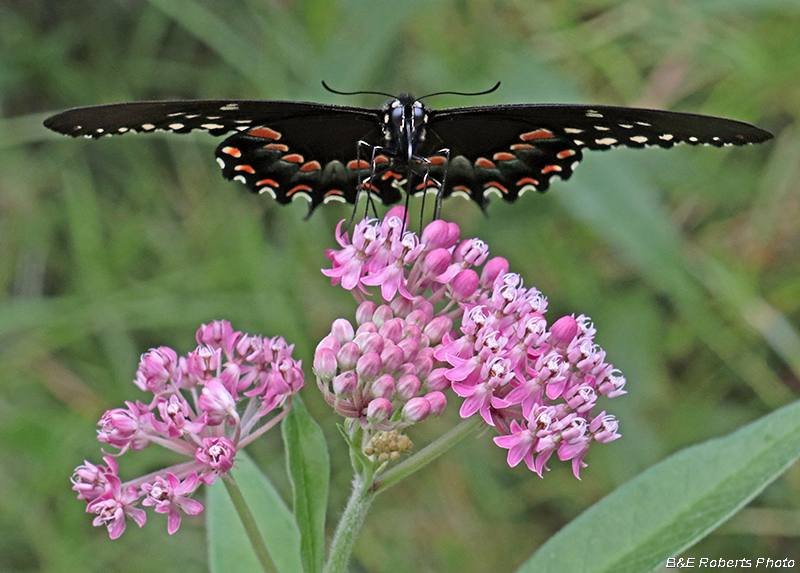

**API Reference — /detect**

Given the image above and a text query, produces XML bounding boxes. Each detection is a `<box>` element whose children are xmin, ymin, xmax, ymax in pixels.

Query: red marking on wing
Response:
<box><xmin>557</xmin><ymin>149</ymin><xmax>577</xmax><ymax>159</ymax></box>
<box><xmin>541</xmin><ymin>165</ymin><xmax>562</xmax><ymax>174</ymax></box>
<box><xmin>492</xmin><ymin>152</ymin><xmax>516</xmax><ymax>161</ymax></box>
<box><xmin>427</xmin><ymin>155</ymin><xmax>447</xmax><ymax>165</ymax></box>
<box><xmin>221</xmin><ymin>146</ymin><xmax>242</xmax><ymax>157</ymax></box>
<box><xmin>300</xmin><ymin>160</ymin><xmax>322</xmax><ymax>172</ymax></box>
<box><xmin>282</xmin><ymin>153</ymin><xmax>305</xmax><ymax>163</ymax></box>
<box><xmin>510</xmin><ymin>143</ymin><xmax>534</xmax><ymax>150</ymax></box>
<box><xmin>484</xmin><ymin>181</ymin><xmax>508</xmax><ymax>194</ymax></box>
<box><xmin>288</xmin><ymin>184</ymin><xmax>312</xmax><ymax>196</ymax></box>
<box><xmin>415</xmin><ymin>180</ymin><xmax>440</xmax><ymax>190</ymax></box>
<box><xmin>520</xmin><ymin>129</ymin><xmax>554</xmax><ymax>140</ymax></box>
<box><xmin>348</xmin><ymin>159</ymin><xmax>371</xmax><ymax>170</ymax></box>
<box><xmin>374</xmin><ymin>155</ymin><xmax>390</xmax><ymax>164</ymax></box>
<box><xmin>453</xmin><ymin>185</ymin><xmax>471</xmax><ymax>193</ymax></box>
<box><xmin>382</xmin><ymin>171</ymin><xmax>403</xmax><ymax>181</ymax></box>
<box><xmin>475</xmin><ymin>157</ymin><xmax>496</xmax><ymax>169</ymax></box>
<box><xmin>325</xmin><ymin>189</ymin><xmax>344</xmax><ymax>198</ymax></box>
<box><xmin>256</xmin><ymin>178</ymin><xmax>279</xmax><ymax>187</ymax></box>
<box><xmin>516</xmin><ymin>177</ymin><xmax>539</xmax><ymax>186</ymax></box>
<box><xmin>264</xmin><ymin>143</ymin><xmax>289</xmax><ymax>151</ymax></box>
<box><xmin>249</xmin><ymin>127</ymin><xmax>281</xmax><ymax>139</ymax></box>
<box><xmin>234</xmin><ymin>164</ymin><xmax>256</xmax><ymax>174</ymax></box>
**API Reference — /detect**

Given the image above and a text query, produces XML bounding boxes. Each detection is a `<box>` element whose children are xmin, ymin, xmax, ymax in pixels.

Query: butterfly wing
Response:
<box><xmin>44</xmin><ymin>100</ymin><xmax>387</xmax><ymax>210</ymax></box>
<box><xmin>423</xmin><ymin>104</ymin><xmax>773</xmax><ymax>207</ymax></box>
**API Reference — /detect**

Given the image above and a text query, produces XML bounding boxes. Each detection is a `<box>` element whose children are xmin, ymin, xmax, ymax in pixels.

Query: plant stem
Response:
<box><xmin>323</xmin><ymin>476</ymin><xmax>375</xmax><ymax>573</ymax></box>
<box><xmin>372</xmin><ymin>417</ymin><xmax>482</xmax><ymax>494</ymax></box>
<box><xmin>223</xmin><ymin>477</ymin><xmax>278</xmax><ymax>573</ymax></box>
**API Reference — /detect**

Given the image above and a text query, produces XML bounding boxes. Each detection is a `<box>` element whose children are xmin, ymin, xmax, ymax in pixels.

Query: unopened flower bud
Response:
<box><xmin>356</xmin><ymin>332</ymin><xmax>384</xmax><ymax>355</ymax></box>
<box><xmin>425</xmin><ymin>368</ymin><xmax>451</xmax><ymax>391</ymax></box>
<box><xmin>366</xmin><ymin>398</ymin><xmax>392</xmax><ymax>423</ymax></box>
<box><xmin>424</xmin><ymin>391</ymin><xmax>447</xmax><ymax>416</ymax></box>
<box><xmin>371</xmin><ymin>373</ymin><xmax>395</xmax><ymax>399</ymax></box>
<box><xmin>378</xmin><ymin>318</ymin><xmax>404</xmax><ymax>344</ymax></box>
<box><xmin>550</xmin><ymin>315</ymin><xmax>578</xmax><ymax>349</ymax></box>
<box><xmin>421</xmin><ymin>220</ymin><xmax>454</xmax><ymax>249</ymax></box>
<box><xmin>480</xmin><ymin>256</ymin><xmax>509</xmax><ymax>288</ymax></box>
<box><xmin>401</xmin><ymin>397</ymin><xmax>431</xmax><ymax>422</ymax></box>
<box><xmin>390</xmin><ymin>296</ymin><xmax>413</xmax><ymax>318</ymax></box>
<box><xmin>331</xmin><ymin>318</ymin><xmax>355</xmax><ymax>344</ymax></box>
<box><xmin>316</xmin><ymin>334</ymin><xmax>341</xmax><ymax>355</ymax></box>
<box><xmin>397</xmin><ymin>337</ymin><xmax>420</xmax><ymax>362</ymax></box>
<box><xmin>337</xmin><ymin>341</ymin><xmax>361</xmax><ymax>371</ymax></box>
<box><xmin>423</xmin><ymin>315</ymin><xmax>453</xmax><ymax>345</ymax></box>
<box><xmin>380</xmin><ymin>344</ymin><xmax>405</xmax><ymax>373</ymax></box>
<box><xmin>396</xmin><ymin>374</ymin><xmax>420</xmax><ymax>400</ymax></box>
<box><xmin>313</xmin><ymin>347</ymin><xmax>339</xmax><ymax>382</ymax></box>
<box><xmin>450</xmin><ymin>269</ymin><xmax>480</xmax><ymax>302</ymax></box>
<box><xmin>355</xmin><ymin>300</ymin><xmax>378</xmax><ymax>325</ymax></box>
<box><xmin>356</xmin><ymin>352</ymin><xmax>382</xmax><ymax>381</ymax></box>
<box><xmin>420</xmin><ymin>248</ymin><xmax>452</xmax><ymax>277</ymax></box>
<box><xmin>333</xmin><ymin>371</ymin><xmax>358</xmax><ymax>396</ymax></box>
<box><xmin>198</xmin><ymin>379</ymin><xmax>237</xmax><ymax>426</ymax></box>
<box><xmin>372</xmin><ymin>304</ymin><xmax>394</xmax><ymax>327</ymax></box>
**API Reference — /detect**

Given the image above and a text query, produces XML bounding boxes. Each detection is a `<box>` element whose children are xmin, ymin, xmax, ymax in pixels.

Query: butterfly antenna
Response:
<box><xmin>322</xmin><ymin>81</ymin><xmax>394</xmax><ymax>99</ymax></box>
<box><xmin>419</xmin><ymin>82</ymin><xmax>501</xmax><ymax>100</ymax></box>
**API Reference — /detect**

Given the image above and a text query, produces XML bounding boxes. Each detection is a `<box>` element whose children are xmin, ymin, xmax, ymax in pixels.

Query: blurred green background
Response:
<box><xmin>1</xmin><ymin>0</ymin><xmax>798</xmax><ymax>571</ymax></box>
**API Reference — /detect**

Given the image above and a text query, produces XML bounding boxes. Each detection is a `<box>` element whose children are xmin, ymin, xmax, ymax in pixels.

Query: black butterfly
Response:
<box><xmin>43</xmin><ymin>83</ymin><xmax>773</xmax><ymax>215</ymax></box>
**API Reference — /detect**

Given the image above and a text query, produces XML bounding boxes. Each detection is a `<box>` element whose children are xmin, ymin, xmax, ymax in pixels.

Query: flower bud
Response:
<box><xmin>313</xmin><ymin>347</ymin><xmax>339</xmax><ymax>382</ymax></box>
<box><xmin>480</xmin><ymin>257</ymin><xmax>509</xmax><ymax>289</ymax></box>
<box><xmin>333</xmin><ymin>371</ymin><xmax>358</xmax><ymax>396</ymax></box>
<box><xmin>198</xmin><ymin>379</ymin><xmax>237</xmax><ymax>425</ymax></box>
<box><xmin>420</xmin><ymin>248</ymin><xmax>452</xmax><ymax>277</ymax></box>
<box><xmin>372</xmin><ymin>304</ymin><xmax>394</xmax><ymax>327</ymax></box>
<box><xmin>423</xmin><ymin>315</ymin><xmax>452</xmax><ymax>345</ymax></box>
<box><xmin>421</xmin><ymin>219</ymin><xmax>453</xmax><ymax>249</ymax></box>
<box><xmin>366</xmin><ymin>398</ymin><xmax>392</xmax><ymax>423</ymax></box>
<box><xmin>397</xmin><ymin>337</ymin><xmax>420</xmax><ymax>362</ymax></box>
<box><xmin>390</xmin><ymin>295</ymin><xmax>413</xmax><ymax>318</ymax></box>
<box><xmin>396</xmin><ymin>374</ymin><xmax>420</xmax><ymax>400</ymax></box>
<box><xmin>425</xmin><ymin>368</ymin><xmax>451</xmax><ymax>391</ymax></box>
<box><xmin>356</xmin><ymin>352</ymin><xmax>382</xmax><ymax>381</ymax></box>
<box><xmin>371</xmin><ymin>373</ymin><xmax>395</xmax><ymax>399</ymax></box>
<box><xmin>450</xmin><ymin>269</ymin><xmax>480</xmax><ymax>302</ymax></box>
<box><xmin>356</xmin><ymin>332</ymin><xmax>384</xmax><ymax>355</ymax></box>
<box><xmin>401</xmin><ymin>397</ymin><xmax>431</xmax><ymax>422</ymax></box>
<box><xmin>331</xmin><ymin>318</ymin><xmax>355</xmax><ymax>344</ymax></box>
<box><xmin>424</xmin><ymin>391</ymin><xmax>447</xmax><ymax>416</ymax></box>
<box><xmin>355</xmin><ymin>300</ymin><xmax>378</xmax><ymax>325</ymax></box>
<box><xmin>356</xmin><ymin>322</ymin><xmax>378</xmax><ymax>336</ymax></box>
<box><xmin>378</xmin><ymin>317</ymin><xmax>404</xmax><ymax>344</ymax></box>
<box><xmin>550</xmin><ymin>315</ymin><xmax>578</xmax><ymax>349</ymax></box>
<box><xmin>315</xmin><ymin>334</ymin><xmax>341</xmax><ymax>355</ymax></box>
<box><xmin>337</xmin><ymin>341</ymin><xmax>361</xmax><ymax>371</ymax></box>
<box><xmin>380</xmin><ymin>344</ymin><xmax>405</xmax><ymax>373</ymax></box>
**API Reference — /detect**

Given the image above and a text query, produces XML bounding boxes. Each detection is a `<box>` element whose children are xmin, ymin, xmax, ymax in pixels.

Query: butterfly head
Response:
<box><xmin>382</xmin><ymin>94</ymin><xmax>429</xmax><ymax>161</ymax></box>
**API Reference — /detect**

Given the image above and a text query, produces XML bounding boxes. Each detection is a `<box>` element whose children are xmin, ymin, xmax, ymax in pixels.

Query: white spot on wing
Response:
<box><xmin>220</xmin><ymin>103</ymin><xmax>239</xmax><ymax>111</ymax></box>
<box><xmin>564</xmin><ymin>127</ymin><xmax>583</xmax><ymax>134</ymax></box>
<box><xmin>659</xmin><ymin>134</ymin><xmax>674</xmax><ymax>141</ymax></box>
<box><xmin>586</xmin><ymin>110</ymin><xmax>603</xmax><ymax>118</ymax></box>
<box><xmin>233</xmin><ymin>175</ymin><xmax>247</xmax><ymax>184</ymax></box>
<box><xmin>168</xmin><ymin>123</ymin><xmax>185</xmax><ymax>130</ymax></box>
<box><xmin>630</xmin><ymin>135</ymin><xmax>648</xmax><ymax>144</ymax></box>
<box><xmin>216</xmin><ymin>158</ymin><xmax>225</xmax><ymax>169</ymax></box>
<box><xmin>596</xmin><ymin>137</ymin><xmax>618</xmax><ymax>145</ymax></box>
<box><xmin>202</xmin><ymin>123</ymin><xmax>225</xmax><ymax>130</ymax></box>
<box><xmin>141</xmin><ymin>123</ymin><xmax>155</xmax><ymax>131</ymax></box>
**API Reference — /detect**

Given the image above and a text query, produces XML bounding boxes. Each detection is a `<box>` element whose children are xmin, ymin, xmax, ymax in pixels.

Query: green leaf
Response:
<box><xmin>208</xmin><ymin>452</ymin><xmax>303</xmax><ymax>573</ymax></box>
<box><xmin>517</xmin><ymin>399</ymin><xmax>800</xmax><ymax>573</ymax></box>
<box><xmin>283</xmin><ymin>397</ymin><xmax>330</xmax><ymax>573</ymax></box>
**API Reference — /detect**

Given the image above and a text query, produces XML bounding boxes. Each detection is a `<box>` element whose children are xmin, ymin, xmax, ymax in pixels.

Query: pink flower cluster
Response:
<box><xmin>71</xmin><ymin>320</ymin><xmax>304</xmax><ymax>538</ymax></box>
<box><xmin>320</xmin><ymin>207</ymin><xmax>625</xmax><ymax>478</ymax></box>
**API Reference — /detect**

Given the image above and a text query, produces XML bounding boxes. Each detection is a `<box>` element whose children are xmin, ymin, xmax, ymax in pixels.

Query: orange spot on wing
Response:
<box><xmin>264</xmin><ymin>143</ymin><xmax>289</xmax><ymax>151</ymax></box>
<box><xmin>520</xmin><ymin>129</ymin><xmax>554</xmax><ymax>140</ymax></box>
<box><xmin>492</xmin><ymin>152</ymin><xmax>516</xmax><ymax>161</ymax></box>
<box><xmin>288</xmin><ymin>184</ymin><xmax>312</xmax><ymax>196</ymax></box>
<box><xmin>510</xmin><ymin>143</ymin><xmax>534</xmax><ymax>150</ymax></box>
<box><xmin>222</xmin><ymin>146</ymin><xmax>242</xmax><ymax>157</ymax></box>
<box><xmin>475</xmin><ymin>157</ymin><xmax>496</xmax><ymax>169</ymax></box>
<box><xmin>453</xmin><ymin>185</ymin><xmax>471</xmax><ymax>193</ymax></box>
<box><xmin>373</xmin><ymin>155</ymin><xmax>389</xmax><ymax>164</ymax></box>
<box><xmin>541</xmin><ymin>165</ymin><xmax>562</xmax><ymax>174</ymax></box>
<box><xmin>325</xmin><ymin>189</ymin><xmax>343</xmax><ymax>197</ymax></box>
<box><xmin>249</xmin><ymin>127</ymin><xmax>281</xmax><ymax>139</ymax></box>
<box><xmin>256</xmin><ymin>178</ymin><xmax>279</xmax><ymax>187</ymax></box>
<box><xmin>282</xmin><ymin>153</ymin><xmax>304</xmax><ymax>163</ymax></box>
<box><xmin>427</xmin><ymin>155</ymin><xmax>447</xmax><ymax>165</ymax></box>
<box><xmin>300</xmin><ymin>160</ymin><xmax>321</xmax><ymax>172</ymax></box>
<box><xmin>557</xmin><ymin>149</ymin><xmax>577</xmax><ymax>158</ymax></box>
<box><xmin>516</xmin><ymin>177</ymin><xmax>539</xmax><ymax>186</ymax></box>
<box><xmin>484</xmin><ymin>182</ymin><xmax>508</xmax><ymax>194</ymax></box>
<box><xmin>234</xmin><ymin>164</ymin><xmax>255</xmax><ymax>173</ymax></box>
<box><xmin>348</xmin><ymin>159</ymin><xmax>371</xmax><ymax>170</ymax></box>
<box><xmin>382</xmin><ymin>171</ymin><xmax>402</xmax><ymax>180</ymax></box>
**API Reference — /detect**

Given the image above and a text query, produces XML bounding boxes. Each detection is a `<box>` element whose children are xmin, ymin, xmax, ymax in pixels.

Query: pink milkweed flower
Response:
<box><xmin>320</xmin><ymin>211</ymin><xmax>626</xmax><ymax>478</ymax></box>
<box><xmin>74</xmin><ymin>320</ymin><xmax>303</xmax><ymax>536</ymax></box>
<box><xmin>141</xmin><ymin>472</ymin><xmax>204</xmax><ymax>535</ymax></box>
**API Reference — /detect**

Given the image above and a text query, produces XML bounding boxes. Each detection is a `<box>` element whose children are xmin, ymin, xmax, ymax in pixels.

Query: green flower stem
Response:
<box><xmin>324</xmin><ymin>418</ymin><xmax>482</xmax><ymax>573</ymax></box>
<box><xmin>324</xmin><ymin>476</ymin><xmax>375</xmax><ymax>573</ymax></box>
<box><xmin>372</xmin><ymin>417</ymin><xmax>482</xmax><ymax>494</ymax></box>
<box><xmin>223</xmin><ymin>477</ymin><xmax>278</xmax><ymax>573</ymax></box>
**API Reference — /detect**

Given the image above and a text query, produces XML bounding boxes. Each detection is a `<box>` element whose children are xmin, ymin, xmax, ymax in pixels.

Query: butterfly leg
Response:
<box><xmin>432</xmin><ymin>148</ymin><xmax>450</xmax><ymax>220</ymax></box>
